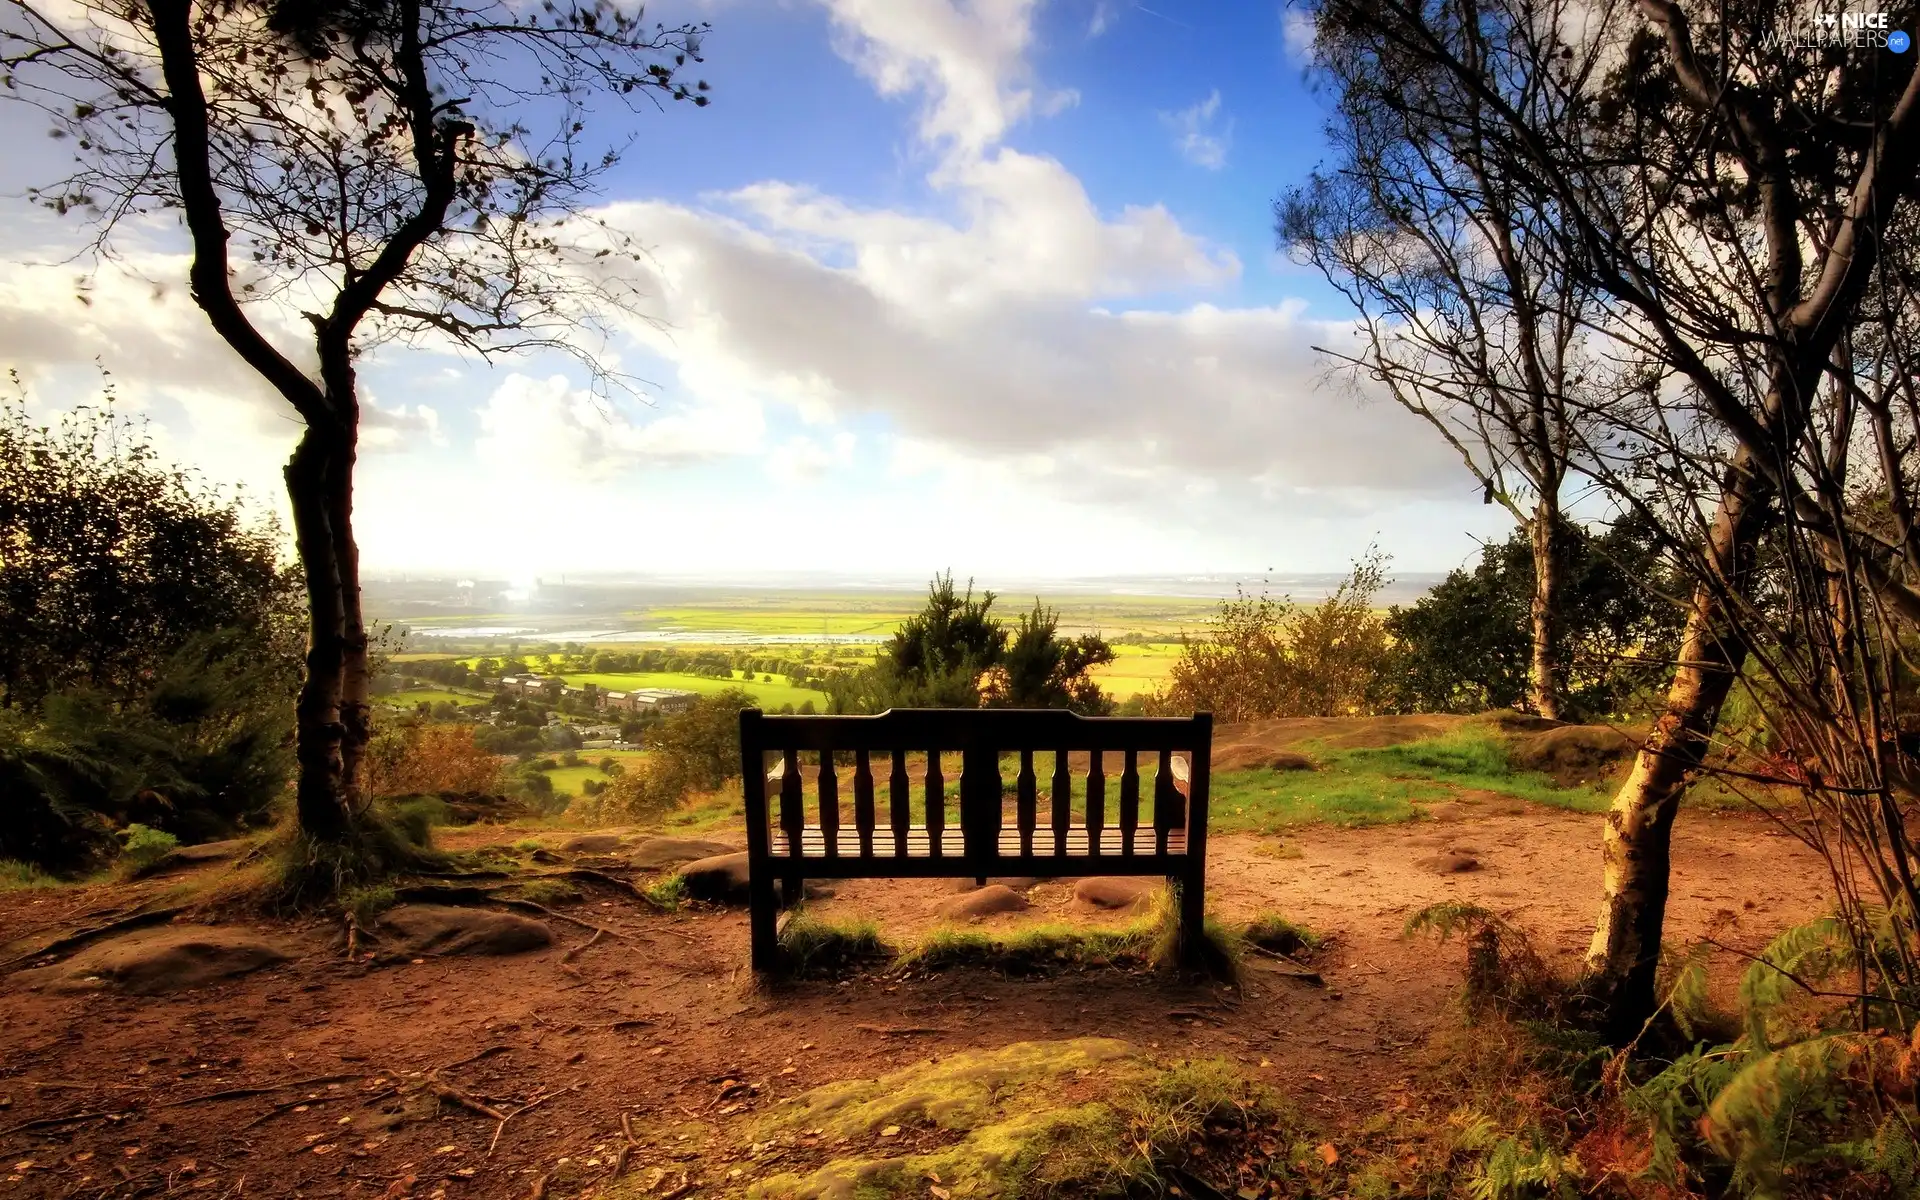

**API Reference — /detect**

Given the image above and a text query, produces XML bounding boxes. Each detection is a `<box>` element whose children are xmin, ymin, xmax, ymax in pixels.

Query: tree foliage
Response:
<box><xmin>0</xmin><ymin>385</ymin><xmax>299</xmax><ymax>711</ymax></box>
<box><xmin>1385</xmin><ymin>513</ymin><xmax>1685</xmax><ymax>719</ymax></box>
<box><xmin>605</xmin><ymin>687</ymin><xmax>754</xmax><ymax>818</ymax></box>
<box><xmin>1156</xmin><ymin>552</ymin><xmax>1391</xmax><ymax>722</ymax></box>
<box><xmin>824</xmin><ymin>575</ymin><xmax>1114</xmax><ymax>714</ymax></box>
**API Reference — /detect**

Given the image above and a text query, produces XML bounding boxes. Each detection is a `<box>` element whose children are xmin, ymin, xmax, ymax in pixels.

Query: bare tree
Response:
<box><xmin>1</xmin><ymin>0</ymin><xmax>709</xmax><ymax>858</ymax></box>
<box><xmin>1280</xmin><ymin>15</ymin><xmax>1598</xmax><ymax>720</ymax></box>
<box><xmin>1304</xmin><ymin>0</ymin><xmax>1920</xmax><ymax>1036</ymax></box>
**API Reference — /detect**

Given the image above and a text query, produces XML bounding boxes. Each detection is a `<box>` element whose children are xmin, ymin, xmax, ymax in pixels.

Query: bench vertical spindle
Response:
<box><xmin>889</xmin><ymin>750</ymin><xmax>910</xmax><ymax>857</ymax></box>
<box><xmin>1119</xmin><ymin>748</ymin><xmax>1140</xmax><ymax>856</ymax></box>
<box><xmin>1154</xmin><ymin>747</ymin><xmax>1176</xmax><ymax>857</ymax></box>
<box><xmin>1051</xmin><ymin>749</ymin><xmax>1071</xmax><ymax>854</ymax></box>
<box><xmin>926</xmin><ymin>748</ymin><xmax>946</xmax><ymax>858</ymax></box>
<box><xmin>818</xmin><ymin>749</ymin><xmax>840</xmax><ymax>859</ymax></box>
<box><xmin>854</xmin><ymin>749</ymin><xmax>876</xmax><ymax>857</ymax></box>
<box><xmin>1016</xmin><ymin>749</ymin><xmax>1037</xmax><ymax>856</ymax></box>
<box><xmin>1086</xmin><ymin>749</ymin><xmax>1105</xmax><ymax>858</ymax></box>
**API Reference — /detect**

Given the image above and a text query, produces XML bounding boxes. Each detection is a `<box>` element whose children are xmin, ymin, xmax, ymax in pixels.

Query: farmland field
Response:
<box><xmin>1087</xmin><ymin>642</ymin><xmax>1183</xmax><ymax>700</ymax></box>
<box><xmin>379</xmin><ymin>687</ymin><xmax>489</xmax><ymax>708</ymax></box>
<box><xmin>541</xmin><ymin>748</ymin><xmax>649</xmax><ymax>795</ymax></box>
<box><xmin>559</xmin><ymin>671</ymin><xmax>829</xmax><ymax>710</ymax></box>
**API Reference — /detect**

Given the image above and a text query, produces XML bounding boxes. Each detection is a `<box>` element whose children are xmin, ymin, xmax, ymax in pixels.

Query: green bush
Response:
<box><xmin>118</xmin><ymin>823</ymin><xmax>179</xmax><ymax>869</ymax></box>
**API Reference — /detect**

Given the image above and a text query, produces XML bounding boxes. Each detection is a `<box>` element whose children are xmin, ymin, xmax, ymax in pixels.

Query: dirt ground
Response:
<box><xmin>0</xmin><ymin>798</ymin><xmax>1832</xmax><ymax>1200</ymax></box>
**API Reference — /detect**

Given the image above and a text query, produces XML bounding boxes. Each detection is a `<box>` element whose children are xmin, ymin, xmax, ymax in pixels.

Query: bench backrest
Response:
<box><xmin>739</xmin><ymin>708</ymin><xmax>1212</xmax><ymax>868</ymax></box>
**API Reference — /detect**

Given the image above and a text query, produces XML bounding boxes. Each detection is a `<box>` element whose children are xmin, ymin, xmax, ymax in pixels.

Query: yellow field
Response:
<box><xmin>1088</xmin><ymin>643</ymin><xmax>1183</xmax><ymax>700</ymax></box>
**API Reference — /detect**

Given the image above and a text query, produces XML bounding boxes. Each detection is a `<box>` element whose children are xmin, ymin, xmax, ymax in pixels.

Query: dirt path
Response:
<box><xmin>0</xmin><ymin>804</ymin><xmax>1833</xmax><ymax>1199</ymax></box>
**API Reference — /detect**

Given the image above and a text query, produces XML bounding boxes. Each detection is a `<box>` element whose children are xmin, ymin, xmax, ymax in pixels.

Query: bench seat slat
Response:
<box><xmin>771</xmin><ymin>824</ymin><xmax>1187</xmax><ymax>860</ymax></box>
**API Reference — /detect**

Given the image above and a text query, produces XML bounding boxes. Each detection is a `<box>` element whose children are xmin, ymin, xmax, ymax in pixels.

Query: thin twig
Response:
<box><xmin>0</xmin><ymin>1109</ymin><xmax>123</xmax><ymax>1136</ymax></box>
<box><xmin>487</xmin><ymin>1082</ymin><xmax>584</xmax><ymax>1157</ymax></box>
<box><xmin>162</xmin><ymin>1073</ymin><xmax>368</xmax><ymax>1108</ymax></box>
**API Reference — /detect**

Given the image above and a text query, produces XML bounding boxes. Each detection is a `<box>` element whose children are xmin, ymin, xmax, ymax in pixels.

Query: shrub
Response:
<box><xmin>118</xmin><ymin>822</ymin><xmax>179</xmax><ymax>869</ymax></box>
<box><xmin>362</xmin><ymin>723</ymin><xmax>505</xmax><ymax>799</ymax></box>
<box><xmin>1156</xmin><ymin>550</ymin><xmax>1392</xmax><ymax>721</ymax></box>
<box><xmin>0</xmin><ymin>858</ymin><xmax>61</xmax><ymax>891</ymax></box>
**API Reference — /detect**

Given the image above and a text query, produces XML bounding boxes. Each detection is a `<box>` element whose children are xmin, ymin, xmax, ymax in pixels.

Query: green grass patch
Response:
<box><xmin>900</xmin><ymin>888</ymin><xmax>1238</xmax><ymax>981</ymax></box>
<box><xmin>775</xmin><ymin>910</ymin><xmax>889</xmax><ymax>974</ymax></box>
<box><xmin>641</xmin><ymin>873</ymin><xmax>687</xmax><ymax>911</ymax></box>
<box><xmin>1244</xmin><ymin>911</ymin><xmax>1323</xmax><ymax>958</ymax></box>
<box><xmin>0</xmin><ymin>858</ymin><xmax>62</xmax><ymax>891</ymax></box>
<box><xmin>516</xmin><ymin>877</ymin><xmax>583</xmax><ymax>906</ymax></box>
<box><xmin>1208</xmin><ymin>729</ymin><xmax>1609</xmax><ymax>833</ymax></box>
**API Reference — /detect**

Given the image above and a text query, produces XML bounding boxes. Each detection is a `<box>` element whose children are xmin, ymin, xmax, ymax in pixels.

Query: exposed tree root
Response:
<box><xmin>0</xmin><ymin>905</ymin><xmax>188</xmax><ymax>975</ymax></box>
<box><xmin>390</xmin><ymin>884</ymin><xmax>630</xmax><ymax>938</ymax></box>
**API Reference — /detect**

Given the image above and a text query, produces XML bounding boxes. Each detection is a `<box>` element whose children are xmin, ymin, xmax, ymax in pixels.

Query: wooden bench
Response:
<box><xmin>738</xmin><ymin>708</ymin><xmax>1213</xmax><ymax>972</ymax></box>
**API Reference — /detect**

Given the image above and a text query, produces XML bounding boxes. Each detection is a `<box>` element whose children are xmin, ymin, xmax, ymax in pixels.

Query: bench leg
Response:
<box><xmin>1178</xmin><ymin>860</ymin><xmax>1207</xmax><ymax>966</ymax></box>
<box><xmin>749</xmin><ymin>866</ymin><xmax>779</xmax><ymax>974</ymax></box>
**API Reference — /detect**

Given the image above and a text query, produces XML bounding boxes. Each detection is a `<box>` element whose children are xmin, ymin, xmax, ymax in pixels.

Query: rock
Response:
<box><xmin>1508</xmin><ymin>725</ymin><xmax>1639</xmax><ymax>784</ymax></box>
<box><xmin>1213</xmin><ymin>745</ymin><xmax>1317</xmax><ymax>773</ymax></box>
<box><xmin>378</xmin><ymin>905</ymin><xmax>553</xmax><ymax>957</ymax></box>
<box><xmin>678</xmin><ymin>852</ymin><xmax>752</xmax><ymax>904</ymax></box>
<box><xmin>1416</xmin><ymin>850</ymin><xmax>1482</xmax><ymax>874</ymax></box>
<box><xmin>20</xmin><ymin>926</ymin><xmax>290</xmax><ymax>994</ymax></box>
<box><xmin>675</xmin><ymin>853</ymin><xmax>826</xmax><ymax>906</ymax></box>
<box><xmin>1073</xmin><ymin>877</ymin><xmax>1159</xmax><ymax>911</ymax></box>
<box><xmin>130</xmin><ymin>838</ymin><xmax>252</xmax><ymax>878</ymax></box>
<box><xmin>938</xmin><ymin>885</ymin><xmax>1031</xmax><ymax>920</ymax></box>
<box><xmin>946</xmin><ymin>877</ymin><xmax>1041</xmax><ymax>893</ymax></box>
<box><xmin>629</xmin><ymin>837</ymin><xmax>739</xmax><ymax>871</ymax></box>
<box><xmin>559</xmin><ymin>834</ymin><xmax>627</xmax><ymax>855</ymax></box>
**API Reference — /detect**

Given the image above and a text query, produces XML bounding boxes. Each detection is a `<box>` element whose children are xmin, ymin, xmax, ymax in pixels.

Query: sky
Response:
<box><xmin>0</xmin><ymin>0</ymin><xmax>1517</xmax><ymax>585</ymax></box>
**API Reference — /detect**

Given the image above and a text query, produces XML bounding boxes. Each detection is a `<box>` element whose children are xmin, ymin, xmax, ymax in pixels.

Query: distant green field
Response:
<box><xmin>381</xmin><ymin>687</ymin><xmax>489</xmax><ymax>708</ymax></box>
<box><xmin>392</xmin><ymin>651</ymin><xmax>463</xmax><ymax>663</ymax></box>
<box><xmin>542</xmin><ymin>749</ymin><xmax>649</xmax><ymax>796</ymax></box>
<box><xmin>559</xmin><ymin>671</ymin><xmax>828</xmax><ymax>710</ymax></box>
<box><xmin>643</xmin><ymin>606</ymin><xmax>915</xmax><ymax>637</ymax></box>
<box><xmin>604</xmin><ymin>594</ymin><xmax>1219</xmax><ymax>644</ymax></box>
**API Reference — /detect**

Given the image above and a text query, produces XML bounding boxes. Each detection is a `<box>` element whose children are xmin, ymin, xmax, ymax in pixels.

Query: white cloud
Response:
<box><xmin>1282</xmin><ymin>6</ymin><xmax>1317</xmax><ymax>65</ymax></box>
<box><xmin>1161</xmin><ymin>89</ymin><xmax>1232</xmax><ymax>170</ymax></box>
<box><xmin>817</xmin><ymin>0</ymin><xmax>1045</xmax><ymax>156</ymax></box>
<box><xmin>1087</xmin><ymin>1</ymin><xmax>1116</xmax><ymax>36</ymax></box>
<box><xmin>767</xmin><ymin>431</ymin><xmax>857</xmax><ymax>482</ymax></box>
<box><xmin>473</xmin><ymin>373</ymin><xmax>761</xmax><ymax>477</ymax></box>
<box><xmin>361</xmin><ymin>401</ymin><xmax>444</xmax><ymax>451</ymax></box>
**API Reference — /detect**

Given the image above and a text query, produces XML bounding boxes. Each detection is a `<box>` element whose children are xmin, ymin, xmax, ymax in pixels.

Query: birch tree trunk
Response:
<box><xmin>1528</xmin><ymin>497</ymin><xmax>1564</xmax><ymax>721</ymax></box>
<box><xmin>1583</xmin><ymin>461</ymin><xmax>1764</xmax><ymax>1038</ymax></box>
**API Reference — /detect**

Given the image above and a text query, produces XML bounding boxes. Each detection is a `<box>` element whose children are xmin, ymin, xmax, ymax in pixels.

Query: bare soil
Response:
<box><xmin>0</xmin><ymin>796</ymin><xmax>1831</xmax><ymax>1199</ymax></box>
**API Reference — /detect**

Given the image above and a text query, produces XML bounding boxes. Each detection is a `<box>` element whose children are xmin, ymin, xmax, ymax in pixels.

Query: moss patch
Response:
<box><xmin>736</xmin><ymin>1039</ymin><xmax>1292</xmax><ymax>1199</ymax></box>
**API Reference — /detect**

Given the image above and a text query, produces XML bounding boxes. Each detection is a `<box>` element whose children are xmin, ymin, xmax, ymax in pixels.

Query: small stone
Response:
<box><xmin>1073</xmin><ymin>877</ymin><xmax>1159</xmax><ymax>910</ymax></box>
<box><xmin>937</xmin><ymin>885</ymin><xmax>1030</xmax><ymax>920</ymax></box>
<box><xmin>1415</xmin><ymin>850</ymin><xmax>1481</xmax><ymax>874</ymax></box>
<box><xmin>880</xmin><ymin>1125</ymin><xmax>900</xmax><ymax>1138</ymax></box>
